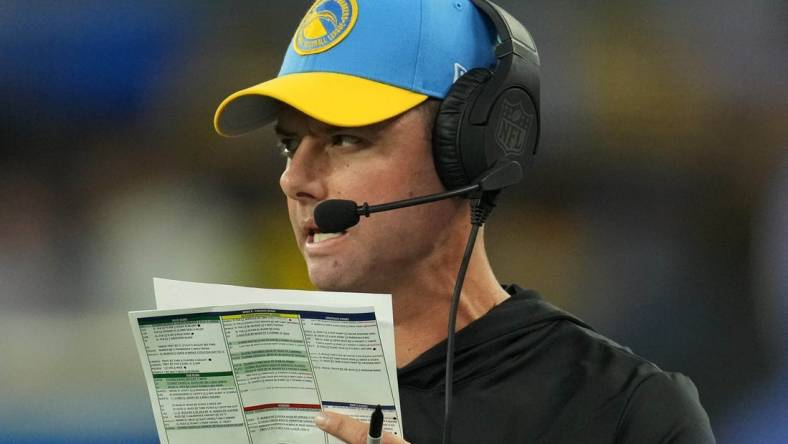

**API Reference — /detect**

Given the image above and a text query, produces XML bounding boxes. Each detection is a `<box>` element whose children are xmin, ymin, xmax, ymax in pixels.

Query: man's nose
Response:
<box><xmin>279</xmin><ymin>137</ymin><xmax>327</xmax><ymax>202</ymax></box>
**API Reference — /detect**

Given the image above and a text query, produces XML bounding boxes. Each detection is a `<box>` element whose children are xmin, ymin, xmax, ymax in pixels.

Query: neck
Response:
<box><xmin>388</xmin><ymin>227</ymin><xmax>510</xmax><ymax>368</ymax></box>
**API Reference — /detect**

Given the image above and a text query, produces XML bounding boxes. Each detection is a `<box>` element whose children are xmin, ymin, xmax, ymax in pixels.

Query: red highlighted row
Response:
<box><xmin>244</xmin><ymin>403</ymin><xmax>321</xmax><ymax>412</ymax></box>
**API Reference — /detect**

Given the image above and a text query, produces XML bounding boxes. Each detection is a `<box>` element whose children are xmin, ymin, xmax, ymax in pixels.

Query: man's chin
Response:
<box><xmin>308</xmin><ymin>267</ymin><xmax>387</xmax><ymax>294</ymax></box>
<box><xmin>307</xmin><ymin>267</ymin><xmax>356</xmax><ymax>292</ymax></box>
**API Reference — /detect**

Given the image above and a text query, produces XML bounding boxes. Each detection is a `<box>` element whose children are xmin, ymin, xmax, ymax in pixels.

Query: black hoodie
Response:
<box><xmin>397</xmin><ymin>285</ymin><xmax>715</xmax><ymax>443</ymax></box>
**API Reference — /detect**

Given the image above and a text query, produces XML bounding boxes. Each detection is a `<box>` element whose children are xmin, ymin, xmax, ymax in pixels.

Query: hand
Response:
<box><xmin>315</xmin><ymin>411</ymin><xmax>411</xmax><ymax>444</ymax></box>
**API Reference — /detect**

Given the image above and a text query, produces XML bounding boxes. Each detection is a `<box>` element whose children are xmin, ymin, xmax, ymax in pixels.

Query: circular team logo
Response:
<box><xmin>293</xmin><ymin>0</ymin><xmax>358</xmax><ymax>55</ymax></box>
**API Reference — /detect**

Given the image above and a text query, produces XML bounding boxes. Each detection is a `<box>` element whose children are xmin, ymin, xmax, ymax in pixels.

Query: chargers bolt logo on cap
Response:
<box><xmin>293</xmin><ymin>0</ymin><xmax>359</xmax><ymax>55</ymax></box>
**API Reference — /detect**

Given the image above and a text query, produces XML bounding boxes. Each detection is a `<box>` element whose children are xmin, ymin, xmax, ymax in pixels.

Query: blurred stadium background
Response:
<box><xmin>1</xmin><ymin>1</ymin><xmax>787</xmax><ymax>442</ymax></box>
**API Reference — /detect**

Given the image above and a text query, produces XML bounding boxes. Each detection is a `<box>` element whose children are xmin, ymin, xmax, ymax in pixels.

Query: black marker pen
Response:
<box><xmin>367</xmin><ymin>405</ymin><xmax>383</xmax><ymax>444</ymax></box>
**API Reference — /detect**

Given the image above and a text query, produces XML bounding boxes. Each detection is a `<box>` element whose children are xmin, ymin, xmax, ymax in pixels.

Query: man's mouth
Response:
<box><xmin>307</xmin><ymin>229</ymin><xmax>346</xmax><ymax>244</ymax></box>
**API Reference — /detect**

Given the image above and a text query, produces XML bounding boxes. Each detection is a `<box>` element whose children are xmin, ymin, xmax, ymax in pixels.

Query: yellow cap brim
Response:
<box><xmin>214</xmin><ymin>72</ymin><xmax>428</xmax><ymax>137</ymax></box>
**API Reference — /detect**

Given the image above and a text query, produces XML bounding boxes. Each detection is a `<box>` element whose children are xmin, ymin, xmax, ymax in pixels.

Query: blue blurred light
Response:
<box><xmin>0</xmin><ymin>3</ymin><xmax>193</xmax><ymax>123</ymax></box>
<box><xmin>0</xmin><ymin>434</ymin><xmax>158</xmax><ymax>444</ymax></box>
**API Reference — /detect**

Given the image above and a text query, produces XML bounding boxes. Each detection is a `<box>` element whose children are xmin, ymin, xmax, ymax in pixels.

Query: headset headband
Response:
<box><xmin>471</xmin><ymin>0</ymin><xmax>539</xmax><ymax>66</ymax></box>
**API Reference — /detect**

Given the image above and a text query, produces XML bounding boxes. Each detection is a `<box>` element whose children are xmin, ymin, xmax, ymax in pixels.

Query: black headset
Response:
<box><xmin>432</xmin><ymin>0</ymin><xmax>540</xmax><ymax>192</ymax></box>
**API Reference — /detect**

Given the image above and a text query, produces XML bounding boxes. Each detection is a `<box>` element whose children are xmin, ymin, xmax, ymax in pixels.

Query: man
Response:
<box><xmin>214</xmin><ymin>1</ymin><xmax>715</xmax><ymax>442</ymax></box>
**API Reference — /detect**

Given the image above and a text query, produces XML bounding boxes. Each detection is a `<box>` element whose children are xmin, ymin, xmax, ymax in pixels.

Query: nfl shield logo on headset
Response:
<box><xmin>495</xmin><ymin>98</ymin><xmax>533</xmax><ymax>157</ymax></box>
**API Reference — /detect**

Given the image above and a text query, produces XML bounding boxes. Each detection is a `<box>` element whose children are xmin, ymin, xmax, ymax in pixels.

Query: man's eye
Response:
<box><xmin>331</xmin><ymin>134</ymin><xmax>363</xmax><ymax>147</ymax></box>
<box><xmin>277</xmin><ymin>138</ymin><xmax>299</xmax><ymax>158</ymax></box>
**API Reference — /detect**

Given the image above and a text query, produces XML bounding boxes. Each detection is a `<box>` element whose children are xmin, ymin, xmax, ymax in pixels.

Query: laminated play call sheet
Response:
<box><xmin>129</xmin><ymin>279</ymin><xmax>403</xmax><ymax>444</ymax></box>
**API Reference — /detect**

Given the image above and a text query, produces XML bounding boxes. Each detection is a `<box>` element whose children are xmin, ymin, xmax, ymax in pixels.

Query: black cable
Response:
<box><xmin>441</xmin><ymin>194</ymin><xmax>495</xmax><ymax>444</ymax></box>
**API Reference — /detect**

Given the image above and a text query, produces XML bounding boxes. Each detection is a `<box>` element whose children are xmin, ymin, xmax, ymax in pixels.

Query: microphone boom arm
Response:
<box><xmin>358</xmin><ymin>184</ymin><xmax>480</xmax><ymax>217</ymax></box>
<box><xmin>314</xmin><ymin>159</ymin><xmax>523</xmax><ymax>233</ymax></box>
<box><xmin>357</xmin><ymin>158</ymin><xmax>523</xmax><ymax>217</ymax></box>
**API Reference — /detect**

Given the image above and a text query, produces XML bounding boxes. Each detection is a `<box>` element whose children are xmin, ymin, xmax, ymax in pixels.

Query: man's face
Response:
<box><xmin>277</xmin><ymin>105</ymin><xmax>463</xmax><ymax>292</ymax></box>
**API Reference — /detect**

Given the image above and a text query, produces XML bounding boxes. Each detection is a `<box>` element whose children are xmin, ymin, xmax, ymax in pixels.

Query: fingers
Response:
<box><xmin>316</xmin><ymin>411</ymin><xmax>368</xmax><ymax>443</ymax></box>
<box><xmin>314</xmin><ymin>411</ymin><xmax>410</xmax><ymax>444</ymax></box>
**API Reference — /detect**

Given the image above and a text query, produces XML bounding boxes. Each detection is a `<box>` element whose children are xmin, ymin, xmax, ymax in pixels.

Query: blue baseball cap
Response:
<box><xmin>214</xmin><ymin>0</ymin><xmax>497</xmax><ymax>136</ymax></box>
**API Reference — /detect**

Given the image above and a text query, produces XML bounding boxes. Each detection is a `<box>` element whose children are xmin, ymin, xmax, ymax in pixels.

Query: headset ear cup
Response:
<box><xmin>432</xmin><ymin>68</ymin><xmax>494</xmax><ymax>190</ymax></box>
